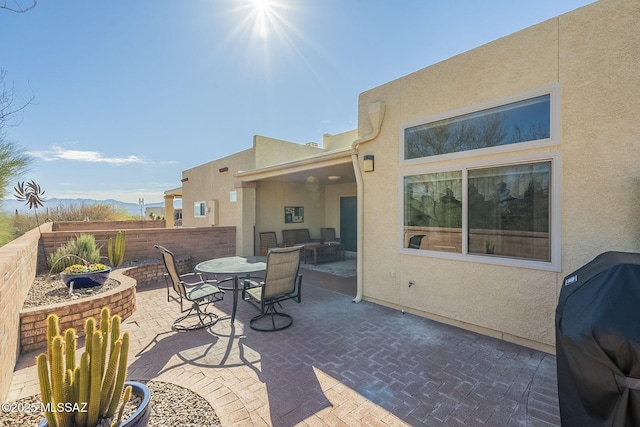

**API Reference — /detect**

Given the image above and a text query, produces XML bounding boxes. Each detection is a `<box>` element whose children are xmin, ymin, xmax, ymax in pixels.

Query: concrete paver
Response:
<box><xmin>8</xmin><ymin>274</ymin><xmax>560</xmax><ymax>426</ymax></box>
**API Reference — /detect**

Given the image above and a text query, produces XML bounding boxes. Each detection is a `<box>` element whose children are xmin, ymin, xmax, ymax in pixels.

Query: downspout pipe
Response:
<box><xmin>351</xmin><ymin>101</ymin><xmax>385</xmax><ymax>303</ymax></box>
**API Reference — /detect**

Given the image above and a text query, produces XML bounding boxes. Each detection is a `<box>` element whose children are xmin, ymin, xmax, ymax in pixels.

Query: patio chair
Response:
<box><xmin>155</xmin><ymin>245</ymin><xmax>225</xmax><ymax>331</ymax></box>
<box><xmin>408</xmin><ymin>234</ymin><xmax>425</xmax><ymax>249</ymax></box>
<box><xmin>242</xmin><ymin>246</ymin><xmax>303</xmax><ymax>332</ymax></box>
<box><xmin>320</xmin><ymin>227</ymin><xmax>340</xmax><ymax>244</ymax></box>
<box><xmin>259</xmin><ymin>231</ymin><xmax>287</xmax><ymax>256</ymax></box>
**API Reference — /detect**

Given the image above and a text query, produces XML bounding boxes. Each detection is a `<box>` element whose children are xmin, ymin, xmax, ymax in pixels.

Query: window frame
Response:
<box><xmin>194</xmin><ymin>201</ymin><xmax>207</xmax><ymax>218</ymax></box>
<box><xmin>399</xmin><ymin>85</ymin><xmax>560</xmax><ymax>166</ymax></box>
<box><xmin>399</xmin><ymin>152</ymin><xmax>561</xmax><ymax>271</ymax></box>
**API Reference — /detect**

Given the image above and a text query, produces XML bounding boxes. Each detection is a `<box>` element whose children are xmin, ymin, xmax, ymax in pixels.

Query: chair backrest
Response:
<box><xmin>263</xmin><ymin>246</ymin><xmax>302</xmax><ymax>300</ymax></box>
<box><xmin>295</xmin><ymin>229</ymin><xmax>311</xmax><ymax>243</ymax></box>
<box><xmin>281</xmin><ymin>229</ymin><xmax>296</xmax><ymax>246</ymax></box>
<box><xmin>321</xmin><ymin>228</ymin><xmax>337</xmax><ymax>242</ymax></box>
<box><xmin>155</xmin><ymin>245</ymin><xmax>187</xmax><ymax>297</ymax></box>
<box><xmin>260</xmin><ymin>231</ymin><xmax>278</xmax><ymax>248</ymax></box>
<box><xmin>408</xmin><ymin>235</ymin><xmax>425</xmax><ymax>249</ymax></box>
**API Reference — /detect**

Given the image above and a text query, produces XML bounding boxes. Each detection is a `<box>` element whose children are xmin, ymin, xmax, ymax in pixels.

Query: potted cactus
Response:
<box><xmin>36</xmin><ymin>307</ymin><xmax>150</xmax><ymax>427</ymax></box>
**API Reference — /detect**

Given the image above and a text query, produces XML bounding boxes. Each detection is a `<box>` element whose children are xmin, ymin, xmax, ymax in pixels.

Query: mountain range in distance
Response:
<box><xmin>0</xmin><ymin>198</ymin><xmax>181</xmax><ymax>217</ymax></box>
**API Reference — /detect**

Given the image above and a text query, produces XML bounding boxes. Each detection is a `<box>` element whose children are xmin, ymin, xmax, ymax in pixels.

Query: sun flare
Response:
<box><xmin>252</xmin><ymin>0</ymin><xmax>273</xmax><ymax>38</ymax></box>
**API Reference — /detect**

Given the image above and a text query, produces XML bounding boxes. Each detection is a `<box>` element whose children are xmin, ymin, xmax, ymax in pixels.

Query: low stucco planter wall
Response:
<box><xmin>19</xmin><ymin>257</ymin><xmax>190</xmax><ymax>353</ymax></box>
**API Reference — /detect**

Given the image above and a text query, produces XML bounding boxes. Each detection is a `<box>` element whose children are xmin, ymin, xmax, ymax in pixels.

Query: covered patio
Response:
<box><xmin>8</xmin><ymin>264</ymin><xmax>559</xmax><ymax>426</ymax></box>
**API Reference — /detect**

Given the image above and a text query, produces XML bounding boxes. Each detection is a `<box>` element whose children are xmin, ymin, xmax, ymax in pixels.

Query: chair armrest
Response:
<box><xmin>204</xmin><ymin>276</ymin><xmax>234</xmax><ymax>288</ymax></box>
<box><xmin>241</xmin><ymin>276</ymin><xmax>264</xmax><ymax>290</ymax></box>
<box><xmin>179</xmin><ymin>272</ymin><xmax>207</xmax><ymax>287</ymax></box>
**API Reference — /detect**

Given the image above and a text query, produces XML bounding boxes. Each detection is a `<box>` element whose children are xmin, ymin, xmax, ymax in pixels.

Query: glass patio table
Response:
<box><xmin>194</xmin><ymin>256</ymin><xmax>266</xmax><ymax>324</ymax></box>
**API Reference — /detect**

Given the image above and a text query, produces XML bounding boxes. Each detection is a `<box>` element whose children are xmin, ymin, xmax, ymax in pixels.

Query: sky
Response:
<box><xmin>1</xmin><ymin>0</ymin><xmax>595</xmax><ymax>204</ymax></box>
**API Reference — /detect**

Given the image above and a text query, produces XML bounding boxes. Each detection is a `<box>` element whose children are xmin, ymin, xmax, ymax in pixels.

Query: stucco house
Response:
<box><xmin>166</xmin><ymin>0</ymin><xmax>640</xmax><ymax>353</ymax></box>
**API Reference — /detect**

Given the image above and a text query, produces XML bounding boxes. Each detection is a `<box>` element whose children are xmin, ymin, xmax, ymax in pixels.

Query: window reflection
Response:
<box><xmin>403</xmin><ymin>162</ymin><xmax>551</xmax><ymax>261</ymax></box>
<box><xmin>404</xmin><ymin>172</ymin><xmax>462</xmax><ymax>252</ymax></box>
<box><xmin>468</xmin><ymin>163</ymin><xmax>550</xmax><ymax>261</ymax></box>
<box><xmin>404</xmin><ymin>95</ymin><xmax>550</xmax><ymax>160</ymax></box>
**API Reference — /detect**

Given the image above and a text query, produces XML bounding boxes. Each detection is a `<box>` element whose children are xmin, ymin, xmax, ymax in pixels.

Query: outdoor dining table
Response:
<box><xmin>194</xmin><ymin>256</ymin><xmax>266</xmax><ymax>324</ymax></box>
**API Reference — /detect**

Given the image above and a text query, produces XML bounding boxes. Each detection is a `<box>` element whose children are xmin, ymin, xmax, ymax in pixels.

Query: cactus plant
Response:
<box><xmin>107</xmin><ymin>230</ymin><xmax>126</xmax><ymax>268</ymax></box>
<box><xmin>36</xmin><ymin>307</ymin><xmax>133</xmax><ymax>427</ymax></box>
<box><xmin>48</xmin><ymin>234</ymin><xmax>102</xmax><ymax>274</ymax></box>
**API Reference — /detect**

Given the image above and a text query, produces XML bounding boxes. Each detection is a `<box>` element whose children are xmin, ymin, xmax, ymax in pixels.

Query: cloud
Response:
<box><xmin>27</xmin><ymin>146</ymin><xmax>146</xmax><ymax>165</ymax></box>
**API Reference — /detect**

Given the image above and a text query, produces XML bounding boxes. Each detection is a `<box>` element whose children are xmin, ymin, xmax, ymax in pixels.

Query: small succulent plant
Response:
<box><xmin>62</xmin><ymin>263</ymin><xmax>109</xmax><ymax>274</ymax></box>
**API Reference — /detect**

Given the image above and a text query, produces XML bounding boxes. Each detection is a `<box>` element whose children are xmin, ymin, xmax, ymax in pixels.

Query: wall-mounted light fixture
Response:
<box><xmin>363</xmin><ymin>154</ymin><xmax>375</xmax><ymax>172</ymax></box>
<box><xmin>219</xmin><ymin>167</ymin><xmax>228</xmax><ymax>173</ymax></box>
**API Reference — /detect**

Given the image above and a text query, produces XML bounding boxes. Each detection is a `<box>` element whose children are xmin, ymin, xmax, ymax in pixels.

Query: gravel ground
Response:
<box><xmin>1</xmin><ymin>380</ymin><xmax>221</xmax><ymax>426</ymax></box>
<box><xmin>6</xmin><ymin>274</ymin><xmax>222</xmax><ymax>426</ymax></box>
<box><xmin>23</xmin><ymin>274</ymin><xmax>122</xmax><ymax>308</ymax></box>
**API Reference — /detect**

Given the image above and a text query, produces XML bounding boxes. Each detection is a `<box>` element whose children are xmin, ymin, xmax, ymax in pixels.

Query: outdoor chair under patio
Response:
<box><xmin>242</xmin><ymin>246</ymin><xmax>303</xmax><ymax>332</ymax></box>
<box><xmin>155</xmin><ymin>245</ymin><xmax>226</xmax><ymax>331</ymax></box>
<box><xmin>320</xmin><ymin>227</ymin><xmax>340</xmax><ymax>244</ymax></box>
<box><xmin>258</xmin><ymin>231</ymin><xmax>287</xmax><ymax>256</ymax></box>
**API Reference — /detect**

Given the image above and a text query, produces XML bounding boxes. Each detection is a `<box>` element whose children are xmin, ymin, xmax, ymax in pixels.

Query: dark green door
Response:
<box><xmin>339</xmin><ymin>196</ymin><xmax>357</xmax><ymax>252</ymax></box>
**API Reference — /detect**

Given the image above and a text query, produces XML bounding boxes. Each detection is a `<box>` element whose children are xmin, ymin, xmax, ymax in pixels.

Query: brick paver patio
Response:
<box><xmin>9</xmin><ymin>271</ymin><xmax>560</xmax><ymax>426</ymax></box>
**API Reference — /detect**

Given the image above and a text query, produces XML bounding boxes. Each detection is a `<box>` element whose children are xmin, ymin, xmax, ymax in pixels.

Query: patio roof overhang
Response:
<box><xmin>234</xmin><ymin>147</ymin><xmax>357</xmax><ymax>185</ymax></box>
<box><xmin>164</xmin><ymin>187</ymin><xmax>182</xmax><ymax>197</ymax></box>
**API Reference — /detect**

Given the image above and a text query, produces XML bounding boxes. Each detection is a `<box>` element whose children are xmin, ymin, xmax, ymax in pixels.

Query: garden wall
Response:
<box><xmin>52</xmin><ymin>220</ymin><xmax>166</xmax><ymax>231</ymax></box>
<box><xmin>0</xmin><ymin>222</ymin><xmax>52</xmax><ymax>402</ymax></box>
<box><xmin>19</xmin><ymin>257</ymin><xmax>191</xmax><ymax>354</ymax></box>
<box><xmin>38</xmin><ymin>225</ymin><xmax>236</xmax><ymax>273</ymax></box>
<box><xmin>0</xmin><ymin>221</ymin><xmax>236</xmax><ymax>402</ymax></box>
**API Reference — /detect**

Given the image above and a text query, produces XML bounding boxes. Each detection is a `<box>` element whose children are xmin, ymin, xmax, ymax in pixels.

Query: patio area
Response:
<box><xmin>8</xmin><ymin>265</ymin><xmax>560</xmax><ymax>426</ymax></box>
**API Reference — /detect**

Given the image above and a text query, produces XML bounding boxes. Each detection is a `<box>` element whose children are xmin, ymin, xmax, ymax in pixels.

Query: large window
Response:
<box><xmin>400</xmin><ymin>87</ymin><xmax>560</xmax><ymax>270</ymax></box>
<box><xmin>404</xmin><ymin>172</ymin><xmax>462</xmax><ymax>253</ymax></box>
<box><xmin>402</xmin><ymin>87</ymin><xmax>557</xmax><ymax>163</ymax></box>
<box><xmin>402</xmin><ymin>159</ymin><xmax>556</xmax><ymax>267</ymax></box>
<box><xmin>468</xmin><ymin>162</ymin><xmax>550</xmax><ymax>261</ymax></box>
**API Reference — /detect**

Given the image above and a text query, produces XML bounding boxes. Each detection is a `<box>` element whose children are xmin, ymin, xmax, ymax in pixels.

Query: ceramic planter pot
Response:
<box><xmin>60</xmin><ymin>266</ymin><xmax>111</xmax><ymax>288</ymax></box>
<box><xmin>38</xmin><ymin>381</ymin><xmax>151</xmax><ymax>427</ymax></box>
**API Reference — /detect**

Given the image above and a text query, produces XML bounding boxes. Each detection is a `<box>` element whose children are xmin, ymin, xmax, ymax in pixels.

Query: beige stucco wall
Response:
<box><xmin>255</xmin><ymin>180</ymin><xmax>327</xmax><ymax>250</ymax></box>
<box><xmin>182</xmin><ymin>134</ymin><xmax>358</xmax><ymax>255</ymax></box>
<box><xmin>323</xmin><ymin>130</ymin><xmax>358</xmax><ymax>152</ymax></box>
<box><xmin>356</xmin><ymin>0</ymin><xmax>640</xmax><ymax>352</ymax></box>
<box><xmin>254</xmin><ymin>135</ymin><xmax>325</xmax><ymax>169</ymax></box>
<box><xmin>254</xmin><ymin>179</ymin><xmax>356</xmax><ymax>253</ymax></box>
<box><xmin>181</xmin><ymin>149</ymin><xmax>256</xmax><ymax>254</ymax></box>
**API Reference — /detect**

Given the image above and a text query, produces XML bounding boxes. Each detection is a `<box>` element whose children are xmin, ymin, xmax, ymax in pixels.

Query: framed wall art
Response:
<box><xmin>284</xmin><ymin>206</ymin><xmax>304</xmax><ymax>223</ymax></box>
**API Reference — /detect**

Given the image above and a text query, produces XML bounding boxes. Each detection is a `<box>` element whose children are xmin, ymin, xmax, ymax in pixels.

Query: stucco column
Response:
<box><xmin>164</xmin><ymin>195</ymin><xmax>175</xmax><ymax>228</ymax></box>
<box><xmin>235</xmin><ymin>182</ymin><xmax>257</xmax><ymax>256</ymax></box>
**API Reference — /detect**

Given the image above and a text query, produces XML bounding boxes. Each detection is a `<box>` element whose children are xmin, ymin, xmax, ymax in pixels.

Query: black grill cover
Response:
<box><xmin>556</xmin><ymin>251</ymin><xmax>640</xmax><ymax>426</ymax></box>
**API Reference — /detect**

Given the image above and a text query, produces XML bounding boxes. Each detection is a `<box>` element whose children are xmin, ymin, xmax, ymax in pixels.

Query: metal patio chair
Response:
<box><xmin>242</xmin><ymin>246</ymin><xmax>303</xmax><ymax>332</ymax></box>
<box><xmin>155</xmin><ymin>245</ymin><xmax>226</xmax><ymax>331</ymax></box>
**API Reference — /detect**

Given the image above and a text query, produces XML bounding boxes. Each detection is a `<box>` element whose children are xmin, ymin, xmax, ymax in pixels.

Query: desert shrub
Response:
<box><xmin>9</xmin><ymin>202</ymin><xmax>129</xmax><ymax>241</ymax></box>
<box><xmin>46</xmin><ymin>202</ymin><xmax>128</xmax><ymax>222</ymax></box>
<box><xmin>48</xmin><ymin>234</ymin><xmax>102</xmax><ymax>273</ymax></box>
